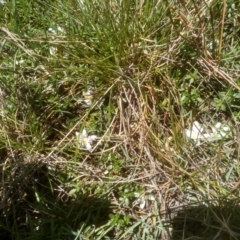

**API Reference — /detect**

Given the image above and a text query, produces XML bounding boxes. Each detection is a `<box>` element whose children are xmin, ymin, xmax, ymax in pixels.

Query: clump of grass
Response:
<box><xmin>0</xmin><ymin>0</ymin><xmax>240</xmax><ymax>239</ymax></box>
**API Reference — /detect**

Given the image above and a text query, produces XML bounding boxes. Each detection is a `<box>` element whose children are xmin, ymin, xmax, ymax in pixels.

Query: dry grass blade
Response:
<box><xmin>0</xmin><ymin>27</ymin><xmax>35</xmax><ymax>57</ymax></box>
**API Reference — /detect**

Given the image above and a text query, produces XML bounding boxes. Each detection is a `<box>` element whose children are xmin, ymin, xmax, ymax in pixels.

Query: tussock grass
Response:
<box><xmin>0</xmin><ymin>0</ymin><xmax>240</xmax><ymax>239</ymax></box>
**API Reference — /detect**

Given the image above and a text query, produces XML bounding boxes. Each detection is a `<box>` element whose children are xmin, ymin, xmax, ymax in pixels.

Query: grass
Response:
<box><xmin>0</xmin><ymin>0</ymin><xmax>240</xmax><ymax>239</ymax></box>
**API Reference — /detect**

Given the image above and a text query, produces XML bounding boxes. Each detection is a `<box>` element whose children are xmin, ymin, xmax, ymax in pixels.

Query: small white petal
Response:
<box><xmin>88</xmin><ymin>135</ymin><xmax>98</xmax><ymax>142</ymax></box>
<box><xmin>185</xmin><ymin>129</ymin><xmax>193</xmax><ymax>138</ymax></box>
<box><xmin>215</xmin><ymin>122</ymin><xmax>222</xmax><ymax>129</ymax></box>
<box><xmin>85</xmin><ymin>142</ymin><xmax>92</xmax><ymax>151</ymax></box>
<box><xmin>192</xmin><ymin>121</ymin><xmax>203</xmax><ymax>134</ymax></box>
<box><xmin>148</xmin><ymin>195</ymin><xmax>155</xmax><ymax>201</ymax></box>
<box><xmin>48</xmin><ymin>28</ymin><xmax>55</xmax><ymax>33</ymax></box>
<box><xmin>202</xmin><ymin>133</ymin><xmax>212</xmax><ymax>139</ymax></box>
<box><xmin>83</xmin><ymin>99</ymin><xmax>92</xmax><ymax>106</ymax></box>
<box><xmin>49</xmin><ymin>46</ymin><xmax>57</xmax><ymax>55</ymax></box>
<box><xmin>222</xmin><ymin>126</ymin><xmax>230</xmax><ymax>132</ymax></box>
<box><xmin>185</xmin><ymin>129</ymin><xmax>201</xmax><ymax>140</ymax></box>
<box><xmin>81</xmin><ymin>129</ymin><xmax>88</xmax><ymax>137</ymax></box>
<box><xmin>16</xmin><ymin>59</ymin><xmax>24</xmax><ymax>65</ymax></box>
<box><xmin>139</xmin><ymin>199</ymin><xmax>146</xmax><ymax>209</ymax></box>
<box><xmin>57</xmin><ymin>26</ymin><xmax>64</xmax><ymax>32</ymax></box>
<box><xmin>212</xmin><ymin>123</ymin><xmax>220</xmax><ymax>133</ymax></box>
<box><xmin>185</xmin><ymin>121</ymin><xmax>206</xmax><ymax>143</ymax></box>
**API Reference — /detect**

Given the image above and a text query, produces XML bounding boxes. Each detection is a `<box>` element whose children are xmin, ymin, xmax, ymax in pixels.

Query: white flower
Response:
<box><xmin>48</xmin><ymin>26</ymin><xmax>65</xmax><ymax>35</ymax></box>
<box><xmin>82</xmin><ymin>89</ymin><xmax>93</xmax><ymax>106</ymax></box>
<box><xmin>49</xmin><ymin>46</ymin><xmax>58</xmax><ymax>56</ymax></box>
<box><xmin>15</xmin><ymin>59</ymin><xmax>25</xmax><ymax>65</ymax></box>
<box><xmin>76</xmin><ymin>129</ymin><xmax>98</xmax><ymax>151</ymax></box>
<box><xmin>185</xmin><ymin>121</ymin><xmax>231</xmax><ymax>145</ymax></box>
<box><xmin>48</xmin><ymin>28</ymin><xmax>55</xmax><ymax>34</ymax></box>
<box><xmin>0</xmin><ymin>0</ymin><xmax>6</xmax><ymax>4</ymax></box>
<box><xmin>48</xmin><ymin>25</ymin><xmax>65</xmax><ymax>55</ymax></box>
<box><xmin>133</xmin><ymin>192</ymin><xmax>155</xmax><ymax>209</ymax></box>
